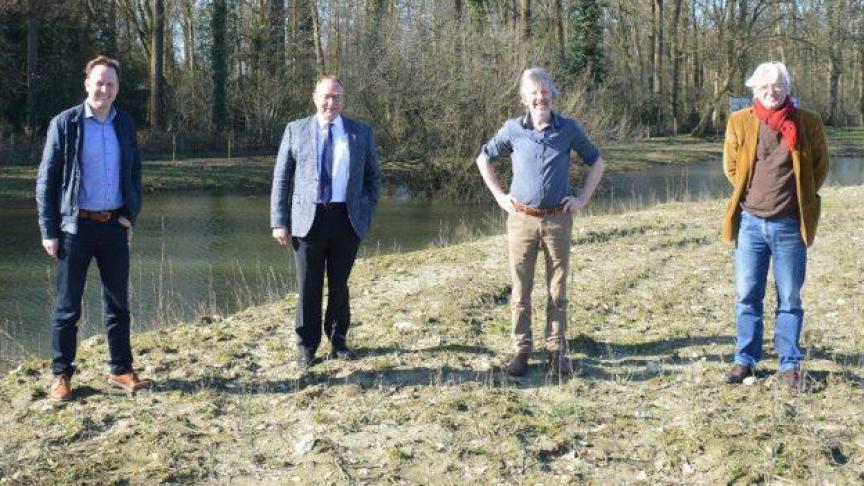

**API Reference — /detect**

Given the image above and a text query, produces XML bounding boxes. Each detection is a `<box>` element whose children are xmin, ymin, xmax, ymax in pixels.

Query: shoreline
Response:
<box><xmin>2</xmin><ymin>128</ymin><xmax>862</xmax><ymax>201</ymax></box>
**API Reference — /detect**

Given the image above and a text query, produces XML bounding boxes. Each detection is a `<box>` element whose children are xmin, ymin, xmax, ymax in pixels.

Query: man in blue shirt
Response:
<box><xmin>36</xmin><ymin>56</ymin><xmax>148</xmax><ymax>400</ymax></box>
<box><xmin>477</xmin><ymin>67</ymin><xmax>605</xmax><ymax>376</ymax></box>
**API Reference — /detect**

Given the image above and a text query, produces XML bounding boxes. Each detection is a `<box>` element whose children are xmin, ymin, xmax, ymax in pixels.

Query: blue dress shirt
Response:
<box><xmin>79</xmin><ymin>104</ymin><xmax>124</xmax><ymax>211</ymax></box>
<box><xmin>482</xmin><ymin>112</ymin><xmax>600</xmax><ymax>208</ymax></box>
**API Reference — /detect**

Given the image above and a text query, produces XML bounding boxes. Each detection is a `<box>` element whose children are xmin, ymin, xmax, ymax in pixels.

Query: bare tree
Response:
<box><xmin>553</xmin><ymin>0</ymin><xmax>564</xmax><ymax>62</ymax></box>
<box><xmin>179</xmin><ymin>0</ymin><xmax>195</xmax><ymax>70</ymax></box>
<box><xmin>670</xmin><ymin>0</ymin><xmax>683</xmax><ymax>131</ymax></box>
<box><xmin>149</xmin><ymin>0</ymin><xmax>165</xmax><ymax>130</ymax></box>
<box><xmin>268</xmin><ymin>0</ymin><xmax>285</xmax><ymax>74</ymax></box>
<box><xmin>26</xmin><ymin>0</ymin><xmax>39</xmax><ymax>139</ymax></box>
<box><xmin>211</xmin><ymin>0</ymin><xmax>227</xmax><ymax>131</ymax></box>
<box><xmin>520</xmin><ymin>0</ymin><xmax>531</xmax><ymax>40</ymax></box>
<box><xmin>311</xmin><ymin>0</ymin><xmax>325</xmax><ymax>77</ymax></box>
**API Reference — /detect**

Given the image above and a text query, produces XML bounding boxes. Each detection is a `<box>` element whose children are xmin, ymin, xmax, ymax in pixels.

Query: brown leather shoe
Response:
<box><xmin>48</xmin><ymin>375</ymin><xmax>73</xmax><ymax>401</ymax></box>
<box><xmin>548</xmin><ymin>350</ymin><xmax>574</xmax><ymax>375</ymax></box>
<box><xmin>506</xmin><ymin>353</ymin><xmax>529</xmax><ymax>376</ymax></box>
<box><xmin>726</xmin><ymin>364</ymin><xmax>753</xmax><ymax>384</ymax></box>
<box><xmin>108</xmin><ymin>371</ymin><xmax>150</xmax><ymax>392</ymax></box>
<box><xmin>782</xmin><ymin>369</ymin><xmax>802</xmax><ymax>390</ymax></box>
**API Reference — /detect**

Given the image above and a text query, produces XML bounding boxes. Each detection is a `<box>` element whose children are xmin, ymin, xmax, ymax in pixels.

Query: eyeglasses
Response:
<box><xmin>754</xmin><ymin>83</ymin><xmax>786</xmax><ymax>92</ymax></box>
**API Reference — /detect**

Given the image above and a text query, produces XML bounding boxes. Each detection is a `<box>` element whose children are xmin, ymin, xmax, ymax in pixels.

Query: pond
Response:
<box><xmin>1</xmin><ymin>157</ymin><xmax>861</xmax><ymax>363</ymax></box>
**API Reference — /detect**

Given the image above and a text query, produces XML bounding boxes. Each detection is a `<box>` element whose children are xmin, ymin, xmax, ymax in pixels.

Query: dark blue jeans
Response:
<box><xmin>52</xmin><ymin>218</ymin><xmax>133</xmax><ymax>376</ymax></box>
<box><xmin>734</xmin><ymin>210</ymin><xmax>807</xmax><ymax>372</ymax></box>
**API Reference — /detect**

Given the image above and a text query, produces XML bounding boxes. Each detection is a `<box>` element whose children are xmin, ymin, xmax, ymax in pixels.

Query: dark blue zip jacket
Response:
<box><xmin>36</xmin><ymin>102</ymin><xmax>142</xmax><ymax>240</ymax></box>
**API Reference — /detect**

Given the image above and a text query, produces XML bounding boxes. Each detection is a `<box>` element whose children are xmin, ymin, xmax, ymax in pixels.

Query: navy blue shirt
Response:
<box><xmin>482</xmin><ymin>112</ymin><xmax>600</xmax><ymax>208</ymax></box>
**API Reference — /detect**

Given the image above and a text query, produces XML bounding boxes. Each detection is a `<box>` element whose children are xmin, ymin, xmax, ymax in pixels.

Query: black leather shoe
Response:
<box><xmin>297</xmin><ymin>349</ymin><xmax>315</xmax><ymax>368</ymax></box>
<box><xmin>726</xmin><ymin>364</ymin><xmax>753</xmax><ymax>384</ymax></box>
<box><xmin>329</xmin><ymin>345</ymin><xmax>357</xmax><ymax>360</ymax></box>
<box><xmin>506</xmin><ymin>353</ymin><xmax>529</xmax><ymax>376</ymax></box>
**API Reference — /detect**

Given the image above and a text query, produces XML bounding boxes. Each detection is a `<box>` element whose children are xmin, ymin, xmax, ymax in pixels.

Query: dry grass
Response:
<box><xmin>1</xmin><ymin>186</ymin><xmax>863</xmax><ymax>484</ymax></box>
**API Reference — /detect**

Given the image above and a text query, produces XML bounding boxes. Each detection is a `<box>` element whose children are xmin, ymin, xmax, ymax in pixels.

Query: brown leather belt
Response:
<box><xmin>78</xmin><ymin>209</ymin><xmax>119</xmax><ymax>223</ymax></box>
<box><xmin>511</xmin><ymin>199</ymin><xmax>565</xmax><ymax>217</ymax></box>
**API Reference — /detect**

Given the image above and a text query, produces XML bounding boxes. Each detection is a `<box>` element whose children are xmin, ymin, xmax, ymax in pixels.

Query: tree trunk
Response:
<box><xmin>181</xmin><ymin>0</ymin><xmax>195</xmax><ymax>70</ymax></box>
<box><xmin>829</xmin><ymin>51</ymin><xmax>842</xmax><ymax>126</ymax></box>
<box><xmin>211</xmin><ymin>0</ymin><xmax>228</xmax><ymax>131</ymax></box>
<box><xmin>553</xmin><ymin>0</ymin><xmax>564</xmax><ymax>62</ymax></box>
<box><xmin>648</xmin><ymin>1</ymin><xmax>655</xmax><ymax>93</ymax></box>
<box><xmin>269</xmin><ymin>0</ymin><xmax>285</xmax><ymax>75</ymax></box>
<box><xmin>311</xmin><ymin>0</ymin><xmax>325</xmax><ymax>77</ymax></box>
<box><xmin>670</xmin><ymin>0</ymin><xmax>682</xmax><ymax>130</ymax></box>
<box><xmin>149</xmin><ymin>0</ymin><xmax>165</xmax><ymax>131</ymax></box>
<box><xmin>692</xmin><ymin>0</ymin><xmax>702</xmax><ymax>95</ymax></box>
<box><xmin>26</xmin><ymin>0</ymin><xmax>39</xmax><ymax>139</ymax></box>
<box><xmin>520</xmin><ymin>0</ymin><xmax>531</xmax><ymax>40</ymax></box>
<box><xmin>651</xmin><ymin>0</ymin><xmax>663</xmax><ymax>102</ymax></box>
<box><xmin>692</xmin><ymin>73</ymin><xmax>730</xmax><ymax>138</ymax></box>
<box><xmin>633</xmin><ymin>9</ymin><xmax>646</xmax><ymax>92</ymax></box>
<box><xmin>859</xmin><ymin>43</ymin><xmax>864</xmax><ymax>124</ymax></box>
<box><xmin>826</xmin><ymin>0</ymin><xmax>844</xmax><ymax>126</ymax></box>
<box><xmin>613</xmin><ymin>0</ymin><xmax>637</xmax><ymax>96</ymax></box>
<box><xmin>293</xmin><ymin>0</ymin><xmax>316</xmax><ymax>87</ymax></box>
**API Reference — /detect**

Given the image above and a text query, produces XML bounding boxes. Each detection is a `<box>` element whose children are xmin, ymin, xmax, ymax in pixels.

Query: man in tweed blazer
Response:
<box><xmin>271</xmin><ymin>76</ymin><xmax>381</xmax><ymax>368</ymax></box>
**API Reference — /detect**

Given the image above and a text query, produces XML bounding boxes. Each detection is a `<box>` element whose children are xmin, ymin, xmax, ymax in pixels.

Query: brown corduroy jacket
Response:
<box><xmin>722</xmin><ymin>107</ymin><xmax>829</xmax><ymax>247</ymax></box>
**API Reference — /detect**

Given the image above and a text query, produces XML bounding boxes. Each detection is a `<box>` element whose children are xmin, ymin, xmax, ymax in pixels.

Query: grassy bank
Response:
<box><xmin>2</xmin><ymin>128</ymin><xmax>862</xmax><ymax>200</ymax></box>
<box><xmin>1</xmin><ymin>186</ymin><xmax>863</xmax><ymax>483</ymax></box>
<box><xmin>602</xmin><ymin>127</ymin><xmax>864</xmax><ymax>172</ymax></box>
<box><xmin>0</xmin><ymin>156</ymin><xmax>275</xmax><ymax>201</ymax></box>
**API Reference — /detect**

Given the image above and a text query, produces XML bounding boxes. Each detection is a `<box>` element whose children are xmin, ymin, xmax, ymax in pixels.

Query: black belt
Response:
<box><xmin>316</xmin><ymin>202</ymin><xmax>347</xmax><ymax>210</ymax></box>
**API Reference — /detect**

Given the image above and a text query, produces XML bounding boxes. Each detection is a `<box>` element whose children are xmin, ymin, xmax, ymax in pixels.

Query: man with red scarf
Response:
<box><xmin>721</xmin><ymin>62</ymin><xmax>829</xmax><ymax>390</ymax></box>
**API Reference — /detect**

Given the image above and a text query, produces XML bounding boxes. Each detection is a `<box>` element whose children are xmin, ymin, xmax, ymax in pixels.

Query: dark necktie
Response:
<box><xmin>319</xmin><ymin>122</ymin><xmax>334</xmax><ymax>203</ymax></box>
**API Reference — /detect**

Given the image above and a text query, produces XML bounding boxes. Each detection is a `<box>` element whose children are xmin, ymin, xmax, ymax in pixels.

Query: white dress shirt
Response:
<box><xmin>315</xmin><ymin>114</ymin><xmax>350</xmax><ymax>203</ymax></box>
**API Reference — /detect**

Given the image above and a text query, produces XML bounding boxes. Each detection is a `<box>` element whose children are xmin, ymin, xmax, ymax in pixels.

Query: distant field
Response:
<box><xmin>2</xmin><ymin>186</ymin><xmax>862</xmax><ymax>483</ymax></box>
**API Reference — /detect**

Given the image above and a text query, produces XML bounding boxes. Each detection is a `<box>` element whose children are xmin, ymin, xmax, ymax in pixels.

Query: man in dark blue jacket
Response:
<box><xmin>36</xmin><ymin>56</ymin><xmax>148</xmax><ymax>401</ymax></box>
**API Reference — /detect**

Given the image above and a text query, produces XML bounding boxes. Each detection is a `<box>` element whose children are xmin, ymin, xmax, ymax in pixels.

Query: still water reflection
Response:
<box><xmin>1</xmin><ymin>157</ymin><xmax>861</xmax><ymax>362</ymax></box>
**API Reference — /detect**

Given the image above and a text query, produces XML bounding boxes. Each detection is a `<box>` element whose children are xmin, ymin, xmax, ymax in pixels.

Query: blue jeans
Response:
<box><xmin>52</xmin><ymin>218</ymin><xmax>133</xmax><ymax>376</ymax></box>
<box><xmin>734</xmin><ymin>210</ymin><xmax>807</xmax><ymax>372</ymax></box>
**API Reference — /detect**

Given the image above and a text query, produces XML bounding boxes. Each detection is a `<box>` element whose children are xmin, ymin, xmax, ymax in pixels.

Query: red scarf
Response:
<box><xmin>752</xmin><ymin>97</ymin><xmax>798</xmax><ymax>151</ymax></box>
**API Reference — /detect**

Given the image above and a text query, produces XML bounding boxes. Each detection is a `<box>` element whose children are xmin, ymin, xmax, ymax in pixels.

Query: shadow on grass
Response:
<box><xmin>122</xmin><ymin>333</ymin><xmax>864</xmax><ymax>397</ymax></box>
<box><xmin>568</xmin><ymin>332</ymin><xmax>733</xmax><ymax>357</ymax></box>
<box><xmin>148</xmin><ymin>334</ymin><xmax>735</xmax><ymax>394</ymax></box>
<box><xmin>153</xmin><ymin>363</ymin><xmax>586</xmax><ymax>396</ymax></box>
<box><xmin>352</xmin><ymin>343</ymin><xmax>494</xmax><ymax>358</ymax></box>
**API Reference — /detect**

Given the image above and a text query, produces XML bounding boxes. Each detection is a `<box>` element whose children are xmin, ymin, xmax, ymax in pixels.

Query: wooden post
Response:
<box><xmin>172</xmin><ymin>133</ymin><xmax>177</xmax><ymax>161</ymax></box>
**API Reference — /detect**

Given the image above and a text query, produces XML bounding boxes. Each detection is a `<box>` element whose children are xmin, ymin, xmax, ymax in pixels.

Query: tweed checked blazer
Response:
<box><xmin>271</xmin><ymin>115</ymin><xmax>381</xmax><ymax>239</ymax></box>
<box><xmin>722</xmin><ymin>107</ymin><xmax>829</xmax><ymax>247</ymax></box>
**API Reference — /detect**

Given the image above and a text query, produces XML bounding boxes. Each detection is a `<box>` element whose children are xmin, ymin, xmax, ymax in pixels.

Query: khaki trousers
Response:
<box><xmin>506</xmin><ymin>211</ymin><xmax>572</xmax><ymax>353</ymax></box>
